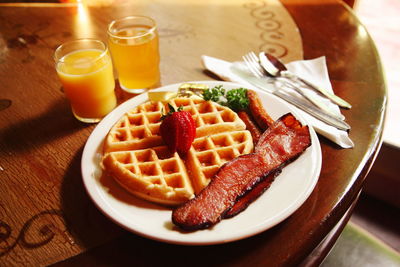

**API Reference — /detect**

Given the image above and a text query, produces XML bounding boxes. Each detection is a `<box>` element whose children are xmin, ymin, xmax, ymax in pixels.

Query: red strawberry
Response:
<box><xmin>160</xmin><ymin>104</ymin><xmax>196</xmax><ymax>154</ymax></box>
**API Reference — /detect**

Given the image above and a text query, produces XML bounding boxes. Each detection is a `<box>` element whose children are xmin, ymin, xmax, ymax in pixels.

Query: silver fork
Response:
<box><xmin>242</xmin><ymin>52</ymin><xmax>351</xmax><ymax>131</ymax></box>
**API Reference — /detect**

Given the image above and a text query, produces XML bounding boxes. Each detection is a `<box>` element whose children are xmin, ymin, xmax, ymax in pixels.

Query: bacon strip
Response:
<box><xmin>247</xmin><ymin>90</ymin><xmax>274</xmax><ymax>131</ymax></box>
<box><xmin>238</xmin><ymin>111</ymin><xmax>262</xmax><ymax>145</ymax></box>
<box><xmin>172</xmin><ymin>113</ymin><xmax>311</xmax><ymax>230</ymax></box>
<box><xmin>225</xmin><ymin>114</ymin><xmax>311</xmax><ymax>218</ymax></box>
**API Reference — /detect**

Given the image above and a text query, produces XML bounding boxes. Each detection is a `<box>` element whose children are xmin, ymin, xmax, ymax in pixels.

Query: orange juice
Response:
<box><xmin>56</xmin><ymin>49</ymin><xmax>116</xmax><ymax>122</ymax></box>
<box><xmin>108</xmin><ymin>16</ymin><xmax>160</xmax><ymax>93</ymax></box>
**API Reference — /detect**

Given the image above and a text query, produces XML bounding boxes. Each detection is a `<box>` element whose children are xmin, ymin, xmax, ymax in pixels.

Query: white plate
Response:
<box><xmin>81</xmin><ymin>81</ymin><xmax>321</xmax><ymax>245</ymax></box>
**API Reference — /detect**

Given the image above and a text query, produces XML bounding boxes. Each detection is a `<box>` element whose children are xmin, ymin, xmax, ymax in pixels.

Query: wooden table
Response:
<box><xmin>0</xmin><ymin>0</ymin><xmax>386</xmax><ymax>266</ymax></box>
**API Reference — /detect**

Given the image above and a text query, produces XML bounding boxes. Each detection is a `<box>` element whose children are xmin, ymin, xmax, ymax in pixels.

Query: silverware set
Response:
<box><xmin>242</xmin><ymin>51</ymin><xmax>351</xmax><ymax>131</ymax></box>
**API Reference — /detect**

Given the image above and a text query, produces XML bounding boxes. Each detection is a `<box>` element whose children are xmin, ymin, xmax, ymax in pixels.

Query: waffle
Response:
<box><xmin>102</xmin><ymin>97</ymin><xmax>254</xmax><ymax>205</ymax></box>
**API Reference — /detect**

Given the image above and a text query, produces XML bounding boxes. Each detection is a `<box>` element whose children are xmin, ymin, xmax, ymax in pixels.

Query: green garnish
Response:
<box><xmin>226</xmin><ymin>88</ymin><xmax>249</xmax><ymax>111</ymax></box>
<box><xmin>203</xmin><ymin>85</ymin><xmax>226</xmax><ymax>103</ymax></box>
<box><xmin>203</xmin><ymin>85</ymin><xmax>249</xmax><ymax>111</ymax></box>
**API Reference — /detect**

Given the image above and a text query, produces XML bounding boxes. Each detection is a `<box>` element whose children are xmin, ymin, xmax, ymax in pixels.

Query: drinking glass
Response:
<box><xmin>107</xmin><ymin>16</ymin><xmax>160</xmax><ymax>94</ymax></box>
<box><xmin>54</xmin><ymin>39</ymin><xmax>117</xmax><ymax>123</ymax></box>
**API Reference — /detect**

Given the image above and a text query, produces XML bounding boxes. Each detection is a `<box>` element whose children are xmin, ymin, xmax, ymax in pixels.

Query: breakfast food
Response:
<box><xmin>101</xmin><ymin>84</ymin><xmax>313</xmax><ymax>231</ymax></box>
<box><xmin>172</xmin><ymin>113</ymin><xmax>312</xmax><ymax>230</ymax></box>
<box><xmin>102</xmin><ymin>97</ymin><xmax>254</xmax><ymax>205</ymax></box>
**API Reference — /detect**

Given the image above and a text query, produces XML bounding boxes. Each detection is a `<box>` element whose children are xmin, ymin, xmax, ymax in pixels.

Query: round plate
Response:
<box><xmin>81</xmin><ymin>81</ymin><xmax>322</xmax><ymax>245</ymax></box>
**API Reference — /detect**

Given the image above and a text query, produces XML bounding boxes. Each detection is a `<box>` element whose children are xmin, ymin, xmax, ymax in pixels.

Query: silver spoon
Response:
<box><xmin>259</xmin><ymin>52</ymin><xmax>352</xmax><ymax>109</ymax></box>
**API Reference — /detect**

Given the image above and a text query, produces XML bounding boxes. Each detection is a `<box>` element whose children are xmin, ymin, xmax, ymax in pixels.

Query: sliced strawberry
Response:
<box><xmin>160</xmin><ymin>104</ymin><xmax>196</xmax><ymax>154</ymax></box>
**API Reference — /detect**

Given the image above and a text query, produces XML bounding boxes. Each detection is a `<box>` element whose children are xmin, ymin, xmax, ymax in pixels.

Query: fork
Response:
<box><xmin>242</xmin><ymin>52</ymin><xmax>351</xmax><ymax>131</ymax></box>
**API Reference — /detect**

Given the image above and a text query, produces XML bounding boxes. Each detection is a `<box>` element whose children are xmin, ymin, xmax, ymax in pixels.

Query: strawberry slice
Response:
<box><xmin>160</xmin><ymin>104</ymin><xmax>196</xmax><ymax>154</ymax></box>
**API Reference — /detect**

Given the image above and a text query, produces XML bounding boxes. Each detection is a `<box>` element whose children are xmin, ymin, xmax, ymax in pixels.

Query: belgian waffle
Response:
<box><xmin>102</xmin><ymin>97</ymin><xmax>254</xmax><ymax>205</ymax></box>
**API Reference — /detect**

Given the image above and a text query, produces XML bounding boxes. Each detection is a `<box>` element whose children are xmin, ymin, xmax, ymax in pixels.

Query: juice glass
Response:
<box><xmin>107</xmin><ymin>16</ymin><xmax>160</xmax><ymax>94</ymax></box>
<box><xmin>54</xmin><ymin>39</ymin><xmax>117</xmax><ymax>123</ymax></box>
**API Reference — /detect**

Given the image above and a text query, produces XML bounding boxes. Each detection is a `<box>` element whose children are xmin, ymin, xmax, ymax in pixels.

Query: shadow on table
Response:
<box><xmin>53</xmin><ymin>219</ymin><xmax>285</xmax><ymax>267</ymax></box>
<box><xmin>0</xmin><ymin>98</ymin><xmax>87</xmax><ymax>155</ymax></box>
<box><xmin>59</xmin><ymin>145</ymin><xmax>125</xmax><ymax>251</ymax></box>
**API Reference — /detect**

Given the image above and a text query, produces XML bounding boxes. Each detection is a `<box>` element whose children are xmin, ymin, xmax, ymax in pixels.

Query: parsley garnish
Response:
<box><xmin>202</xmin><ymin>85</ymin><xmax>226</xmax><ymax>103</ymax></box>
<box><xmin>203</xmin><ymin>85</ymin><xmax>249</xmax><ymax>111</ymax></box>
<box><xmin>226</xmin><ymin>88</ymin><xmax>249</xmax><ymax>111</ymax></box>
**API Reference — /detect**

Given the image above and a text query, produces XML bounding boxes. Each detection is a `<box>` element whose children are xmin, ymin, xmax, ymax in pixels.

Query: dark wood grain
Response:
<box><xmin>0</xmin><ymin>0</ymin><xmax>386</xmax><ymax>266</ymax></box>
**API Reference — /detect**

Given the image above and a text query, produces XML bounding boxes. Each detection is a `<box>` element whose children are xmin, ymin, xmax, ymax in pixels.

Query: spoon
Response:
<box><xmin>259</xmin><ymin>52</ymin><xmax>352</xmax><ymax>109</ymax></box>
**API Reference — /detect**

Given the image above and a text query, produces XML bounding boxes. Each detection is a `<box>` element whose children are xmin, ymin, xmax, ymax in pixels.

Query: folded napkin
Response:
<box><xmin>201</xmin><ymin>55</ymin><xmax>354</xmax><ymax>148</ymax></box>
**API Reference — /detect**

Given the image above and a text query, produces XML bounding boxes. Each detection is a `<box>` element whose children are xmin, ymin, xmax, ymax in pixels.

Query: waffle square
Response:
<box><xmin>102</xmin><ymin>97</ymin><xmax>254</xmax><ymax>205</ymax></box>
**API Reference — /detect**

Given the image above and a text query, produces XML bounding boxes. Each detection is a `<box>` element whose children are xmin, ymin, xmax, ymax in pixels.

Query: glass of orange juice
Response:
<box><xmin>107</xmin><ymin>16</ymin><xmax>160</xmax><ymax>94</ymax></box>
<box><xmin>54</xmin><ymin>39</ymin><xmax>117</xmax><ymax>123</ymax></box>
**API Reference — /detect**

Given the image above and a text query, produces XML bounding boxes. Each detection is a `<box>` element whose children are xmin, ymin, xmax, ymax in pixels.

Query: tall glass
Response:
<box><xmin>107</xmin><ymin>16</ymin><xmax>160</xmax><ymax>94</ymax></box>
<box><xmin>54</xmin><ymin>39</ymin><xmax>117</xmax><ymax>123</ymax></box>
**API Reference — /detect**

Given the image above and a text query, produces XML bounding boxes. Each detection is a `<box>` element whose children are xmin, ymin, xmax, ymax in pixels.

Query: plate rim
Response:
<box><xmin>81</xmin><ymin>80</ymin><xmax>322</xmax><ymax>245</ymax></box>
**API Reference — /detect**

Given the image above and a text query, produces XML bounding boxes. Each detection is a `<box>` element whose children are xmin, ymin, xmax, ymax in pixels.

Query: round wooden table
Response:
<box><xmin>0</xmin><ymin>0</ymin><xmax>386</xmax><ymax>266</ymax></box>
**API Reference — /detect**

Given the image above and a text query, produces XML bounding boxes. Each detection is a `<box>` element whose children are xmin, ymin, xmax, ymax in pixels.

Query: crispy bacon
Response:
<box><xmin>225</xmin><ymin>114</ymin><xmax>312</xmax><ymax>218</ymax></box>
<box><xmin>172</xmin><ymin>113</ymin><xmax>311</xmax><ymax>230</ymax></box>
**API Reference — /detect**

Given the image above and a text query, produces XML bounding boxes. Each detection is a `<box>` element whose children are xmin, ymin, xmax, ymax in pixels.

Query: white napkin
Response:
<box><xmin>201</xmin><ymin>55</ymin><xmax>354</xmax><ymax>148</ymax></box>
